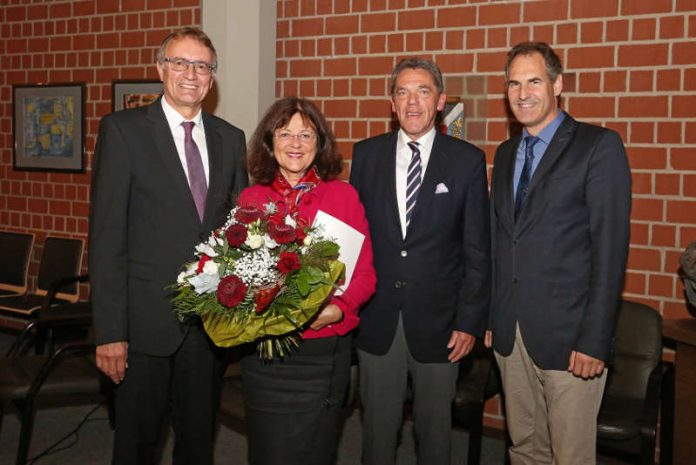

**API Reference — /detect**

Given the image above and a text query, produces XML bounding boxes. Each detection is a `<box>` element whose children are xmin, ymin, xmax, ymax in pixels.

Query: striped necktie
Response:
<box><xmin>406</xmin><ymin>141</ymin><xmax>422</xmax><ymax>228</ymax></box>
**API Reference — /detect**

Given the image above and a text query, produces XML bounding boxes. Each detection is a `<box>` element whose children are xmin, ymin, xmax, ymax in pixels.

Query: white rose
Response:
<box><xmin>188</xmin><ymin>272</ymin><xmax>221</xmax><ymax>294</ymax></box>
<box><xmin>303</xmin><ymin>235</ymin><xmax>313</xmax><ymax>246</ymax></box>
<box><xmin>246</xmin><ymin>234</ymin><xmax>265</xmax><ymax>249</ymax></box>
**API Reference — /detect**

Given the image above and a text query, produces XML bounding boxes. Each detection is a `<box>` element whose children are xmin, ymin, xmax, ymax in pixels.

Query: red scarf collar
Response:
<box><xmin>270</xmin><ymin>168</ymin><xmax>322</xmax><ymax>217</ymax></box>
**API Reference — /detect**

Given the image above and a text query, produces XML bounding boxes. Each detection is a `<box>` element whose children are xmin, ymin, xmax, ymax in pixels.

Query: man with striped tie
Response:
<box><xmin>350</xmin><ymin>58</ymin><xmax>491</xmax><ymax>465</ymax></box>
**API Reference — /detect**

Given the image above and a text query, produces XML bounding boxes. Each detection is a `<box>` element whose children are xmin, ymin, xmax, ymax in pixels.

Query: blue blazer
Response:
<box><xmin>489</xmin><ymin>114</ymin><xmax>632</xmax><ymax>370</ymax></box>
<box><xmin>350</xmin><ymin>130</ymin><xmax>491</xmax><ymax>363</ymax></box>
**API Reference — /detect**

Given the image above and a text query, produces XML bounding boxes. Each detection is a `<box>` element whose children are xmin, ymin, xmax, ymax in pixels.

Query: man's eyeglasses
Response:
<box><xmin>161</xmin><ymin>57</ymin><xmax>217</xmax><ymax>75</ymax></box>
<box><xmin>274</xmin><ymin>131</ymin><xmax>317</xmax><ymax>144</ymax></box>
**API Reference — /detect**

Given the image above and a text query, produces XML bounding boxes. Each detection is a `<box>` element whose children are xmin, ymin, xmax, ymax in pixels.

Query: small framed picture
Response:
<box><xmin>13</xmin><ymin>83</ymin><xmax>85</xmax><ymax>172</ymax></box>
<box><xmin>440</xmin><ymin>96</ymin><xmax>465</xmax><ymax>141</ymax></box>
<box><xmin>112</xmin><ymin>80</ymin><xmax>163</xmax><ymax>112</ymax></box>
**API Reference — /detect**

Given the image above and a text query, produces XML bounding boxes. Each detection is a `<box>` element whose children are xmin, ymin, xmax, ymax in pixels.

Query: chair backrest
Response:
<box><xmin>0</xmin><ymin>231</ymin><xmax>35</xmax><ymax>295</ymax></box>
<box><xmin>35</xmin><ymin>237</ymin><xmax>85</xmax><ymax>303</ymax></box>
<box><xmin>604</xmin><ymin>300</ymin><xmax>662</xmax><ymax>400</ymax></box>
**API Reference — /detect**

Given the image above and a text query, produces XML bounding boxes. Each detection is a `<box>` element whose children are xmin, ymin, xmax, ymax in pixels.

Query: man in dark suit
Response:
<box><xmin>485</xmin><ymin>42</ymin><xmax>631</xmax><ymax>465</ymax></box>
<box><xmin>350</xmin><ymin>58</ymin><xmax>490</xmax><ymax>465</ymax></box>
<box><xmin>89</xmin><ymin>28</ymin><xmax>247</xmax><ymax>465</ymax></box>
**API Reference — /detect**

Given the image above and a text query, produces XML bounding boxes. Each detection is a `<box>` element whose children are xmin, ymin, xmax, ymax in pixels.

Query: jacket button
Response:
<box><xmin>512</xmin><ymin>277</ymin><xmax>518</xmax><ymax>283</ymax></box>
<box><xmin>400</xmin><ymin>250</ymin><xmax>408</xmax><ymax>257</ymax></box>
<box><xmin>395</xmin><ymin>281</ymin><xmax>402</xmax><ymax>288</ymax></box>
<box><xmin>512</xmin><ymin>239</ymin><xmax>518</xmax><ymax>245</ymax></box>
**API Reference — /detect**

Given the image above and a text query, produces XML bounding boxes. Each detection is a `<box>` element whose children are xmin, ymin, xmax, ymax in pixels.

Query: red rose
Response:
<box><xmin>235</xmin><ymin>206</ymin><xmax>263</xmax><ymax>224</ymax></box>
<box><xmin>217</xmin><ymin>275</ymin><xmax>248</xmax><ymax>308</ymax></box>
<box><xmin>268</xmin><ymin>222</ymin><xmax>297</xmax><ymax>244</ymax></box>
<box><xmin>225</xmin><ymin>224</ymin><xmax>248</xmax><ymax>247</ymax></box>
<box><xmin>196</xmin><ymin>255</ymin><xmax>212</xmax><ymax>273</ymax></box>
<box><xmin>277</xmin><ymin>251</ymin><xmax>301</xmax><ymax>274</ymax></box>
<box><xmin>296</xmin><ymin>227</ymin><xmax>307</xmax><ymax>242</ymax></box>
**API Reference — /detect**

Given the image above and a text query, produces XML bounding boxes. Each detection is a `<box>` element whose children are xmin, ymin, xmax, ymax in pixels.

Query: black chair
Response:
<box><xmin>0</xmin><ymin>232</ymin><xmax>34</xmax><ymax>298</ymax></box>
<box><xmin>0</xmin><ymin>237</ymin><xmax>84</xmax><ymax>332</ymax></box>
<box><xmin>452</xmin><ymin>340</ymin><xmax>503</xmax><ymax>465</ymax></box>
<box><xmin>0</xmin><ymin>308</ymin><xmax>109</xmax><ymax>465</ymax></box>
<box><xmin>596</xmin><ymin>300</ymin><xmax>674</xmax><ymax>465</ymax></box>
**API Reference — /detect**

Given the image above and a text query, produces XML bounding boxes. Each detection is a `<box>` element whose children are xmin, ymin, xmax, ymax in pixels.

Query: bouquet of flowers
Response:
<box><xmin>171</xmin><ymin>201</ymin><xmax>345</xmax><ymax>360</ymax></box>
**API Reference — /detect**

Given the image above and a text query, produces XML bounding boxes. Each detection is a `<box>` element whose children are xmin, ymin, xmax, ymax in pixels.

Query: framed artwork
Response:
<box><xmin>13</xmin><ymin>83</ymin><xmax>85</xmax><ymax>172</ymax></box>
<box><xmin>112</xmin><ymin>80</ymin><xmax>163</xmax><ymax>111</ymax></box>
<box><xmin>440</xmin><ymin>96</ymin><xmax>465</xmax><ymax>141</ymax></box>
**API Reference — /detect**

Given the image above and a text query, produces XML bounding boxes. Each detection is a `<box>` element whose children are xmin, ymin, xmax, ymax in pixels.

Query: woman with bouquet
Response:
<box><xmin>238</xmin><ymin>96</ymin><xmax>376</xmax><ymax>465</ymax></box>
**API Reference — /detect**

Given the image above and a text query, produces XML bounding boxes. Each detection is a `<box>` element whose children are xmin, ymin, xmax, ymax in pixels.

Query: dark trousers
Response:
<box><xmin>240</xmin><ymin>335</ymin><xmax>352</xmax><ymax>465</ymax></box>
<box><xmin>358</xmin><ymin>315</ymin><xmax>458</xmax><ymax>465</ymax></box>
<box><xmin>111</xmin><ymin>324</ymin><xmax>225</xmax><ymax>465</ymax></box>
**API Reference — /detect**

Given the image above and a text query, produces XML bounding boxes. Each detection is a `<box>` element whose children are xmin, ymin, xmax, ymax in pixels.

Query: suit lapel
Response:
<box><xmin>495</xmin><ymin>138</ymin><xmax>520</xmax><ymax>226</ymax></box>
<box><xmin>146</xmin><ymin>99</ymin><xmax>201</xmax><ymax>224</ymax></box>
<box><xmin>526</xmin><ymin>115</ymin><xmax>576</xmax><ymax>194</ymax></box>
<box><xmin>202</xmin><ymin>112</ymin><xmax>223</xmax><ymax>225</ymax></box>
<box><xmin>383</xmin><ymin>132</ymin><xmax>401</xmax><ymax>237</ymax></box>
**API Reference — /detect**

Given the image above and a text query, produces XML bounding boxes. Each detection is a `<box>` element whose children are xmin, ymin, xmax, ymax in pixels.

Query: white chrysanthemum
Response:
<box><xmin>233</xmin><ymin>248</ymin><xmax>281</xmax><ymax>287</ymax></box>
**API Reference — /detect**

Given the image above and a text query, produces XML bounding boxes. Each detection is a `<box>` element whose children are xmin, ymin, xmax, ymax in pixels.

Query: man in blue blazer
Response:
<box><xmin>485</xmin><ymin>42</ymin><xmax>632</xmax><ymax>465</ymax></box>
<box><xmin>89</xmin><ymin>28</ymin><xmax>247</xmax><ymax>464</ymax></box>
<box><xmin>350</xmin><ymin>58</ymin><xmax>490</xmax><ymax>465</ymax></box>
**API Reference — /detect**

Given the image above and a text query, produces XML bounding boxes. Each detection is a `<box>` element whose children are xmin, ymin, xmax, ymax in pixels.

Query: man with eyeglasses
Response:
<box><xmin>90</xmin><ymin>27</ymin><xmax>247</xmax><ymax>465</ymax></box>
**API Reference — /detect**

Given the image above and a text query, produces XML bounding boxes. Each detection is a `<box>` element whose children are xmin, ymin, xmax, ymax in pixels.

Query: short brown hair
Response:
<box><xmin>390</xmin><ymin>57</ymin><xmax>444</xmax><ymax>96</ymax></box>
<box><xmin>505</xmin><ymin>41</ymin><xmax>563</xmax><ymax>83</ymax></box>
<box><xmin>246</xmin><ymin>97</ymin><xmax>343</xmax><ymax>185</ymax></box>
<box><xmin>156</xmin><ymin>27</ymin><xmax>217</xmax><ymax>70</ymax></box>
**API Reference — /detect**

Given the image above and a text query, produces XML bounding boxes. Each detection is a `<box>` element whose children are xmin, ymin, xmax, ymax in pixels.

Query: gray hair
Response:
<box><xmin>156</xmin><ymin>27</ymin><xmax>217</xmax><ymax>69</ymax></box>
<box><xmin>390</xmin><ymin>57</ymin><xmax>444</xmax><ymax>96</ymax></box>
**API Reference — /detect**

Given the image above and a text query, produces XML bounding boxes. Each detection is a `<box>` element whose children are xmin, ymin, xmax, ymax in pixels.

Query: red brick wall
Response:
<box><xmin>274</xmin><ymin>0</ymin><xmax>696</xmax><ymax>427</ymax></box>
<box><xmin>0</xmin><ymin>0</ymin><xmax>201</xmax><ymax>296</ymax></box>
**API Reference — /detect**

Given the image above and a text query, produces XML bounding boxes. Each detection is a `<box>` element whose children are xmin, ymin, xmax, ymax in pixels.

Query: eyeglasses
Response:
<box><xmin>161</xmin><ymin>57</ymin><xmax>217</xmax><ymax>75</ymax></box>
<box><xmin>274</xmin><ymin>131</ymin><xmax>317</xmax><ymax>144</ymax></box>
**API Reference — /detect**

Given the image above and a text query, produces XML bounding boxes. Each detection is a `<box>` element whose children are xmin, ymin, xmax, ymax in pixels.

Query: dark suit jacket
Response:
<box><xmin>350</xmin><ymin>130</ymin><xmax>490</xmax><ymax>363</ymax></box>
<box><xmin>489</xmin><ymin>114</ymin><xmax>632</xmax><ymax>370</ymax></box>
<box><xmin>89</xmin><ymin>98</ymin><xmax>247</xmax><ymax>356</ymax></box>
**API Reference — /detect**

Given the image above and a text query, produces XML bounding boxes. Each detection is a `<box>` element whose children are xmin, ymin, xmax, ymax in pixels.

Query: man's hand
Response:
<box><xmin>96</xmin><ymin>341</ymin><xmax>129</xmax><ymax>384</ymax></box>
<box><xmin>447</xmin><ymin>330</ymin><xmax>475</xmax><ymax>363</ymax></box>
<box><xmin>484</xmin><ymin>330</ymin><xmax>493</xmax><ymax>348</ymax></box>
<box><xmin>568</xmin><ymin>350</ymin><xmax>605</xmax><ymax>379</ymax></box>
<box><xmin>309</xmin><ymin>303</ymin><xmax>343</xmax><ymax>331</ymax></box>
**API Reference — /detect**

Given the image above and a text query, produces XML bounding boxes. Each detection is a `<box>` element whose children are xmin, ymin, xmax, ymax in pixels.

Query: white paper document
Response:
<box><xmin>313</xmin><ymin>210</ymin><xmax>365</xmax><ymax>295</ymax></box>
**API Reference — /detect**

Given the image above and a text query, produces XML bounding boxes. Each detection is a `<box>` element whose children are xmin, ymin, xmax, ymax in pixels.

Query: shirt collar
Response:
<box><xmin>398</xmin><ymin>126</ymin><xmax>437</xmax><ymax>153</ymax></box>
<box><xmin>522</xmin><ymin>110</ymin><xmax>566</xmax><ymax>145</ymax></box>
<box><xmin>160</xmin><ymin>96</ymin><xmax>203</xmax><ymax>131</ymax></box>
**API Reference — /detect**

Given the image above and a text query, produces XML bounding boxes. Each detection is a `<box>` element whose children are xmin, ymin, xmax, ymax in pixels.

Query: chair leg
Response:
<box><xmin>14</xmin><ymin>400</ymin><xmax>36</xmax><ymax>465</ymax></box>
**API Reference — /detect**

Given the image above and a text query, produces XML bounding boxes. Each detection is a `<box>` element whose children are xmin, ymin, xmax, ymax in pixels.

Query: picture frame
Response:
<box><xmin>112</xmin><ymin>80</ymin><xmax>163</xmax><ymax>112</ymax></box>
<box><xmin>13</xmin><ymin>83</ymin><xmax>85</xmax><ymax>173</ymax></box>
<box><xmin>440</xmin><ymin>96</ymin><xmax>465</xmax><ymax>141</ymax></box>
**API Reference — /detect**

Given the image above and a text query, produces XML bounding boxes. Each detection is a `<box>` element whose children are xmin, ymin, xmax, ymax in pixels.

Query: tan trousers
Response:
<box><xmin>495</xmin><ymin>325</ymin><xmax>607</xmax><ymax>465</ymax></box>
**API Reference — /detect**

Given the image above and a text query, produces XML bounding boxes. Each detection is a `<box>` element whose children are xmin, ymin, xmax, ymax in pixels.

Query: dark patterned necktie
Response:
<box><xmin>182</xmin><ymin>121</ymin><xmax>207</xmax><ymax>221</ymax></box>
<box><xmin>514</xmin><ymin>136</ymin><xmax>539</xmax><ymax>221</ymax></box>
<box><xmin>406</xmin><ymin>141</ymin><xmax>422</xmax><ymax>228</ymax></box>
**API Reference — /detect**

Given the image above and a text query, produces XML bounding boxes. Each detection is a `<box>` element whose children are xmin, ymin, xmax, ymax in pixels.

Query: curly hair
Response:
<box><xmin>246</xmin><ymin>97</ymin><xmax>343</xmax><ymax>185</ymax></box>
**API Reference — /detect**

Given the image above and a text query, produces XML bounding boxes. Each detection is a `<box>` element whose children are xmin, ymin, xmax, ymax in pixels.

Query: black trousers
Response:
<box><xmin>111</xmin><ymin>323</ymin><xmax>226</xmax><ymax>465</ymax></box>
<box><xmin>240</xmin><ymin>335</ymin><xmax>352</xmax><ymax>465</ymax></box>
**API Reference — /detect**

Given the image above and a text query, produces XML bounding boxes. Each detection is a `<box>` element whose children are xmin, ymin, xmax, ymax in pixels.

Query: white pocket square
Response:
<box><xmin>435</xmin><ymin>183</ymin><xmax>449</xmax><ymax>194</ymax></box>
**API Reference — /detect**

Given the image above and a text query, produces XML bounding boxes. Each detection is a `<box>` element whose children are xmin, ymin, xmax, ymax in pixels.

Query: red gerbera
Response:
<box><xmin>235</xmin><ymin>206</ymin><xmax>263</xmax><ymax>224</ymax></box>
<box><xmin>217</xmin><ymin>275</ymin><xmax>248</xmax><ymax>308</ymax></box>
<box><xmin>268</xmin><ymin>202</ymin><xmax>289</xmax><ymax>225</ymax></box>
<box><xmin>225</xmin><ymin>224</ymin><xmax>248</xmax><ymax>247</ymax></box>
<box><xmin>268</xmin><ymin>222</ymin><xmax>297</xmax><ymax>244</ymax></box>
<box><xmin>277</xmin><ymin>251</ymin><xmax>301</xmax><ymax>275</ymax></box>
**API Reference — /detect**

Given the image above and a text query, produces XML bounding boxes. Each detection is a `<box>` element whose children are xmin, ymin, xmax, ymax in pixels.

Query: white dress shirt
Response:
<box><xmin>395</xmin><ymin>127</ymin><xmax>436</xmax><ymax>238</ymax></box>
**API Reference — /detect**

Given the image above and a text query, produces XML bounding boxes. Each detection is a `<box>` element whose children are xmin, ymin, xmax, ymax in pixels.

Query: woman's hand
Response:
<box><xmin>309</xmin><ymin>303</ymin><xmax>343</xmax><ymax>331</ymax></box>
